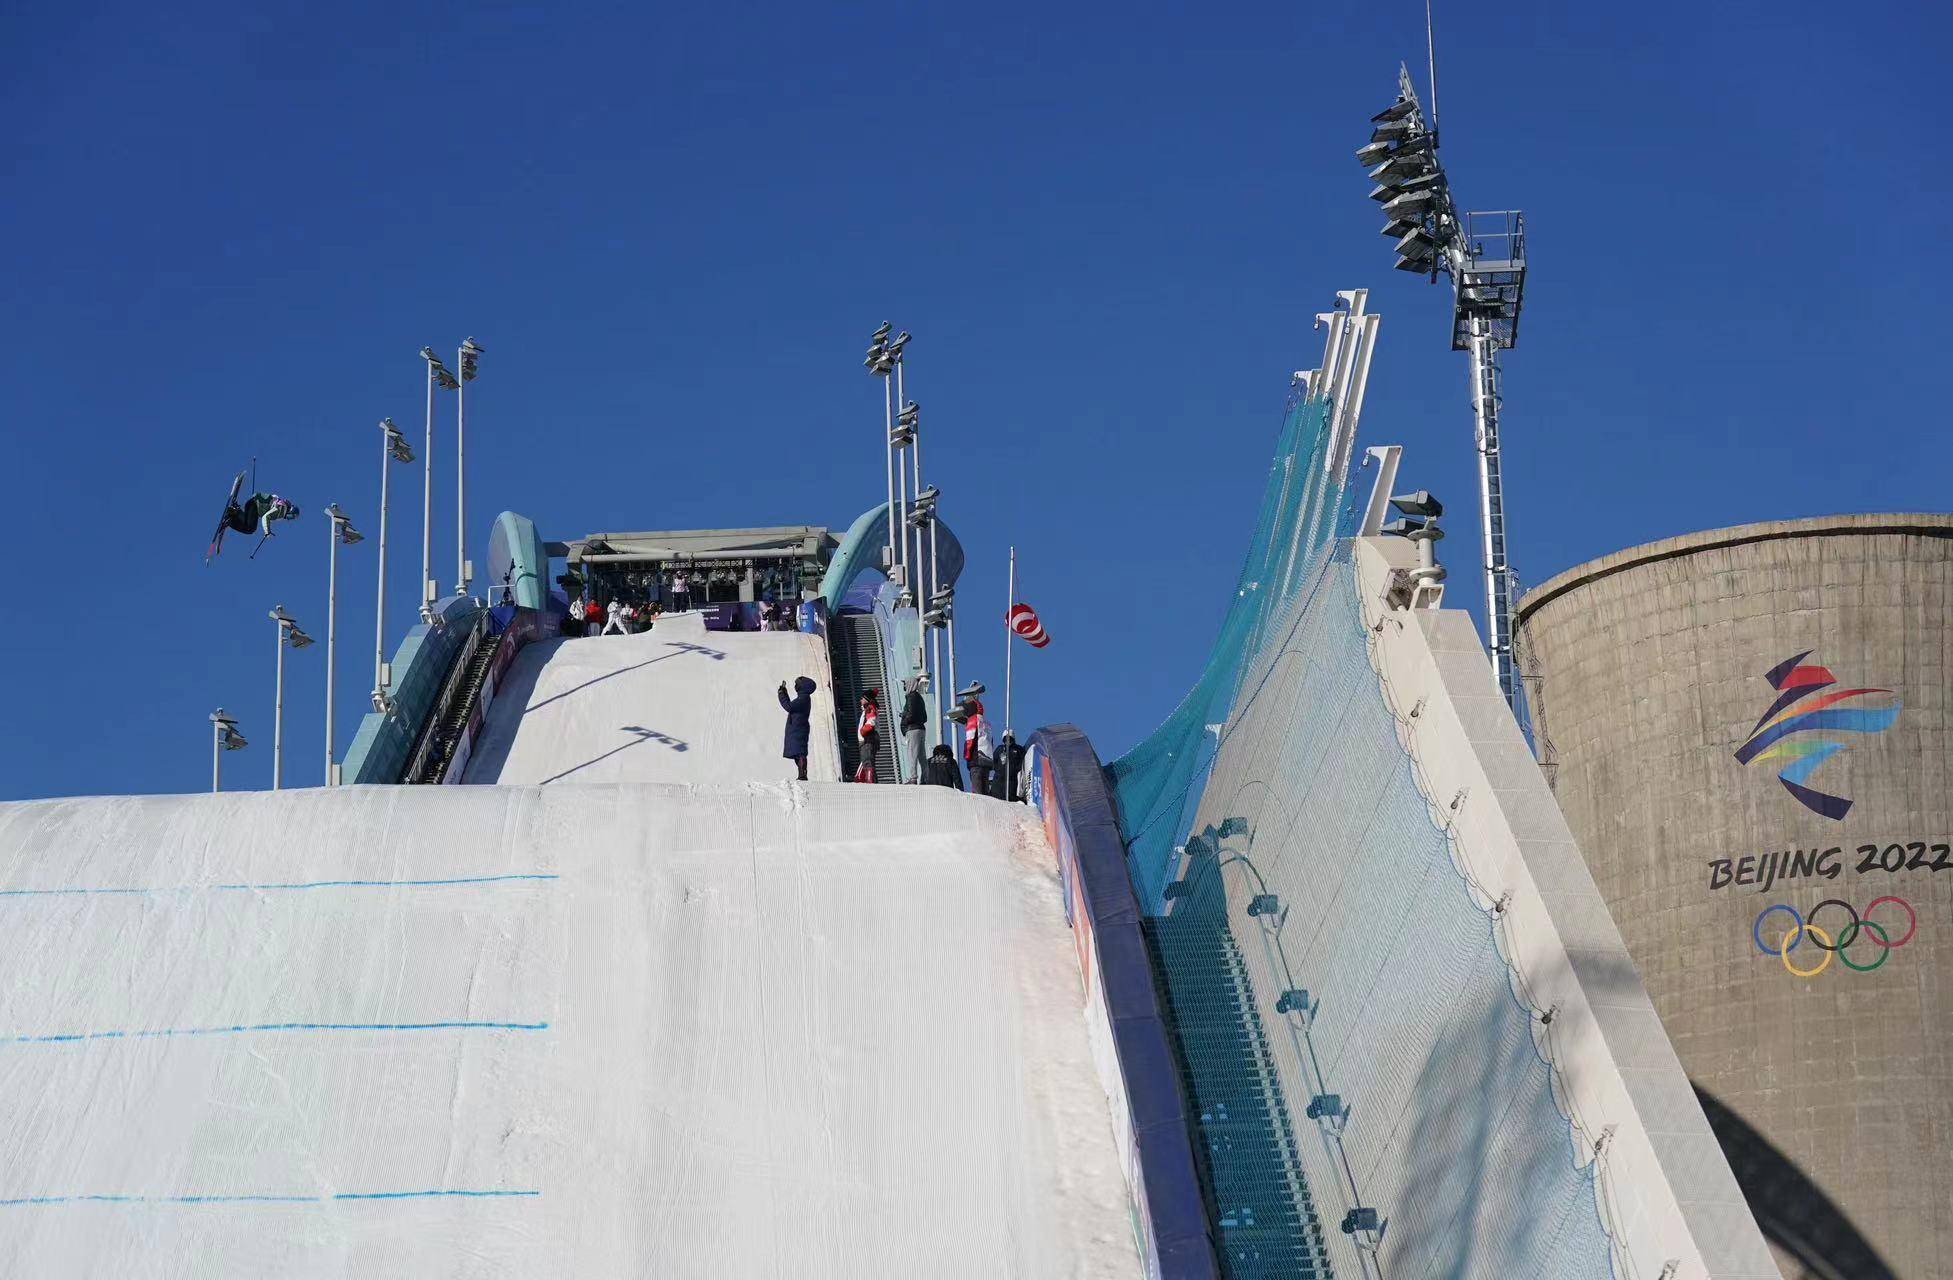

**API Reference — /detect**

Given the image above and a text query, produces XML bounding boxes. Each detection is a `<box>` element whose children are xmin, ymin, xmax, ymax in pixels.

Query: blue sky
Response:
<box><xmin>0</xmin><ymin>0</ymin><xmax>1944</xmax><ymax>800</ymax></box>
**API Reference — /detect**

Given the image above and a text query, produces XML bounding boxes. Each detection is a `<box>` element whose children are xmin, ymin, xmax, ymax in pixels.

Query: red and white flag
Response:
<box><xmin>1007</xmin><ymin>603</ymin><xmax>1049</xmax><ymax>648</ymax></box>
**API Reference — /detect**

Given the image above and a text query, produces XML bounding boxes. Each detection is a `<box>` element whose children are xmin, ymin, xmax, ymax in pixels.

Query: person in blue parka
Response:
<box><xmin>778</xmin><ymin>676</ymin><xmax>816</xmax><ymax>781</ymax></box>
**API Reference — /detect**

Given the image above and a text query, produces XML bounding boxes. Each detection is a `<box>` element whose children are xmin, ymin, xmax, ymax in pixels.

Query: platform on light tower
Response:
<box><xmin>1450</xmin><ymin>208</ymin><xmax>1526</xmax><ymax>351</ymax></box>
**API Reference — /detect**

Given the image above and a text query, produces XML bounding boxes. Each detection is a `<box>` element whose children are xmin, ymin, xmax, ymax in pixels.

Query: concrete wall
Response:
<box><xmin>1516</xmin><ymin>514</ymin><xmax>1953</xmax><ymax>1280</ymax></box>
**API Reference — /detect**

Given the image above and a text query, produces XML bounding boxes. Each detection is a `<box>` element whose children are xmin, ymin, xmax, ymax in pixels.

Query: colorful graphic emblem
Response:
<box><xmin>1753</xmin><ymin>897</ymin><xmax>1916</xmax><ymax>977</ymax></box>
<box><xmin>1734</xmin><ymin>651</ymin><xmax>1899</xmax><ymax>820</ymax></box>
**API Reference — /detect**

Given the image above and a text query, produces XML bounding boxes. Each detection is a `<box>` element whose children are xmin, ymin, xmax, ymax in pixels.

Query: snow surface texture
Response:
<box><xmin>464</xmin><ymin>613</ymin><xmax>844</xmax><ymax>786</ymax></box>
<box><xmin>0</xmin><ymin>782</ymin><xmax>1141</xmax><ymax>1276</ymax></box>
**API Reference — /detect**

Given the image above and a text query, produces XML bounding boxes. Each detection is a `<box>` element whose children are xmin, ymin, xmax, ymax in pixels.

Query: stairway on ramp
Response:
<box><xmin>405</xmin><ymin>620</ymin><xmax>504</xmax><ymax>783</ymax></box>
<box><xmin>828</xmin><ymin>612</ymin><xmax>899</xmax><ymax>783</ymax></box>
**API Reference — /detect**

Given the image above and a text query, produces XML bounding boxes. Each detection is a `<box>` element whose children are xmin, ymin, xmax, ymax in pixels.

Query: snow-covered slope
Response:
<box><xmin>464</xmin><ymin>613</ymin><xmax>843</xmax><ymax>786</ymax></box>
<box><xmin>0</xmin><ymin>782</ymin><xmax>1140</xmax><ymax>1277</ymax></box>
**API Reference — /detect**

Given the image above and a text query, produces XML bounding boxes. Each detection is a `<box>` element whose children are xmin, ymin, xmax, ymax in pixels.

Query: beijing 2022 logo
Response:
<box><xmin>1734</xmin><ymin>651</ymin><xmax>1900</xmax><ymax>820</ymax></box>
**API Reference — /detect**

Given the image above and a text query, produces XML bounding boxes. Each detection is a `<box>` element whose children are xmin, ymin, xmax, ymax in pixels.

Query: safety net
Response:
<box><xmin>1106</xmin><ymin>391</ymin><xmax>1618</xmax><ymax>1278</ymax></box>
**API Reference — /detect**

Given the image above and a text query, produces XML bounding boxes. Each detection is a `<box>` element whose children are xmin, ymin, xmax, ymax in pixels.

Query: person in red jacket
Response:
<box><xmin>854</xmin><ymin>689</ymin><xmax>880</xmax><ymax>783</ymax></box>
<box><xmin>583</xmin><ymin>598</ymin><xmax>604</xmax><ymax>637</ymax></box>
<box><xmin>961</xmin><ymin>696</ymin><xmax>994</xmax><ymax>797</ymax></box>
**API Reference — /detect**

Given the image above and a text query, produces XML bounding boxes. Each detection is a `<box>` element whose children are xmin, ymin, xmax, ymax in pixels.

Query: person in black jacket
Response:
<box><xmin>922</xmin><ymin>743</ymin><xmax>963</xmax><ymax>789</ymax></box>
<box><xmin>778</xmin><ymin>676</ymin><xmax>816</xmax><ymax>781</ymax></box>
<box><xmin>899</xmin><ymin>680</ymin><xmax>928</xmax><ymax>783</ymax></box>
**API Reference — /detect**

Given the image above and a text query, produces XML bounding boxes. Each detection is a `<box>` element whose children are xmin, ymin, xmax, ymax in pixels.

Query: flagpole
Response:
<box><xmin>1004</xmin><ymin>545</ymin><xmax>1015</xmax><ymax>739</ymax></box>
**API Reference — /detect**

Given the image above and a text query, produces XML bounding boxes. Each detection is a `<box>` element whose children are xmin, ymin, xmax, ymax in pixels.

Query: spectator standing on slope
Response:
<box><xmin>900</xmin><ymin>680</ymin><xmax>928</xmax><ymax>783</ymax></box>
<box><xmin>672</xmin><ymin>568</ymin><xmax>691</xmax><ymax>613</ymax></box>
<box><xmin>854</xmin><ymin>689</ymin><xmax>881</xmax><ymax>784</ymax></box>
<box><xmin>602</xmin><ymin>599</ymin><xmax>626</xmax><ymax>636</ymax></box>
<box><xmin>923</xmin><ymin>743</ymin><xmax>963</xmax><ymax>788</ymax></box>
<box><xmin>963</xmin><ymin>696</ymin><xmax>996</xmax><ymax>797</ymax></box>
<box><xmin>584</xmin><ymin>598</ymin><xmax>604</xmax><ymax>637</ymax></box>
<box><xmin>778</xmin><ymin>676</ymin><xmax>816</xmax><ymax>782</ymax></box>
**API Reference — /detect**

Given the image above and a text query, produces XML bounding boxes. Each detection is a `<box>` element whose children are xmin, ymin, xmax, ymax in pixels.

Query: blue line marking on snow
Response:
<box><xmin>5</xmin><ymin>1021</ymin><xmax>548</xmax><ymax>1045</ymax></box>
<box><xmin>0</xmin><ymin>1189</ymin><xmax>539</xmax><ymax>1207</ymax></box>
<box><xmin>0</xmin><ymin>873</ymin><xmax>557</xmax><ymax>898</ymax></box>
<box><xmin>332</xmin><ymin>1190</ymin><xmax>542</xmax><ymax>1200</ymax></box>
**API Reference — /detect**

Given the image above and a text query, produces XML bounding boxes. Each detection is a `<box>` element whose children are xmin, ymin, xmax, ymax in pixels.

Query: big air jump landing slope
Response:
<box><xmin>465</xmin><ymin>615</ymin><xmax>844</xmax><ymax>786</ymax></box>
<box><xmin>0</xmin><ymin>619</ymin><xmax>1141</xmax><ymax>1277</ymax></box>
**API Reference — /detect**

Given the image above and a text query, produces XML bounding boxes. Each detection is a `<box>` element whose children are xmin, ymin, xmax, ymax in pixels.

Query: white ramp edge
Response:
<box><xmin>0</xmin><ymin>782</ymin><xmax>1142</xmax><ymax>1278</ymax></box>
<box><xmin>465</xmin><ymin>612</ymin><xmax>843</xmax><ymax>786</ymax></box>
<box><xmin>1356</xmin><ymin>535</ymin><xmax>1780</xmax><ymax>1280</ymax></box>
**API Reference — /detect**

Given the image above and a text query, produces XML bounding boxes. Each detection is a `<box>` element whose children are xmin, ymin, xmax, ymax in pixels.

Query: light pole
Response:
<box><xmin>418</xmin><ymin>347</ymin><xmax>458</xmax><ymax>625</ymax></box>
<box><xmin>324</xmin><ymin>504</ymin><xmax>363</xmax><ymax>786</ymax></box>
<box><xmin>913</xmin><ymin>481</ymin><xmax>947</xmax><ymax>748</ymax></box>
<box><xmin>374</xmin><ymin>418</ymin><xmax>414</xmax><ymax>711</ymax></box>
<box><xmin>902</xmin><ymin>399</ymin><xmax>925</xmax><ymax>597</ymax></box>
<box><xmin>455</xmin><ymin>338</ymin><xmax>482</xmax><ymax>598</ymax></box>
<box><xmin>886</xmin><ymin>331</ymin><xmax>912</xmax><ymax>600</ymax></box>
<box><xmin>865</xmin><ymin>325</ymin><xmax>897</xmax><ymax>585</ymax></box>
<box><xmin>269</xmin><ymin>606</ymin><xmax>314</xmax><ymax>790</ymax></box>
<box><xmin>209</xmin><ymin>708</ymin><xmax>247</xmax><ymax>793</ymax></box>
<box><xmin>1357</xmin><ymin>66</ymin><xmax>1528</xmax><ymax>710</ymax></box>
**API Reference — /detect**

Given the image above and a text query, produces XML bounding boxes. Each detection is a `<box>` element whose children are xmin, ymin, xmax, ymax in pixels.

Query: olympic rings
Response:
<box><xmin>1864</xmin><ymin>895</ymin><xmax>1917</xmax><ymax>947</ymax></box>
<box><xmin>1753</xmin><ymin>905</ymin><xmax>1802</xmax><ymax>956</ymax></box>
<box><xmin>1783</xmin><ymin>924</ymin><xmax>1832</xmax><ymax>977</ymax></box>
<box><xmin>1837</xmin><ymin>921</ymin><xmax>1891</xmax><ymax>973</ymax></box>
<box><xmin>1752</xmin><ymin>897</ymin><xmax>1916</xmax><ymax>977</ymax></box>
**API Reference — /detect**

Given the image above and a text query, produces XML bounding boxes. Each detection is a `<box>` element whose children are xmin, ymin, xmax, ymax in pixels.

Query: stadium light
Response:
<box><xmin>324</xmin><ymin>505</ymin><xmax>362</xmax><ymax>787</ymax></box>
<box><xmin>209</xmin><ymin>707</ymin><xmax>246</xmax><ymax>792</ymax></box>
<box><xmin>455</xmin><ymin>338</ymin><xmax>483</xmax><ymax>598</ymax></box>
<box><xmin>1356</xmin><ymin>64</ymin><xmax>1529</xmax><ymax>711</ymax></box>
<box><xmin>417</xmin><ymin>348</ymin><xmax>445</xmax><ymax>624</ymax></box>
<box><xmin>269</xmin><ymin>606</ymin><xmax>313</xmax><ymax>791</ymax></box>
<box><xmin>375</xmin><ymin>419</ymin><xmax>411</xmax><ymax>713</ymax></box>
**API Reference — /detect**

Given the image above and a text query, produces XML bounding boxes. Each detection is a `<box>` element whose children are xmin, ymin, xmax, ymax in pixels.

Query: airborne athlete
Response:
<box><xmin>206</xmin><ymin>470</ymin><xmax>301</xmax><ymax>562</ymax></box>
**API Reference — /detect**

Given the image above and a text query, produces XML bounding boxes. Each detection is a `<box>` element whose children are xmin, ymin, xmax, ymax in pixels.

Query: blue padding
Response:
<box><xmin>1029</xmin><ymin>723</ymin><xmax>1219</xmax><ymax>1280</ymax></box>
<box><xmin>1094</xmin><ymin>929</ymin><xmax>1167</xmax><ymax>1034</ymax></box>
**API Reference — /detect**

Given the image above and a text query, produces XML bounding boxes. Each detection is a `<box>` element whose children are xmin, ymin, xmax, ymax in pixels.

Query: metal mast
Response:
<box><xmin>1357</xmin><ymin>65</ymin><xmax>1527</xmax><ymax>708</ymax></box>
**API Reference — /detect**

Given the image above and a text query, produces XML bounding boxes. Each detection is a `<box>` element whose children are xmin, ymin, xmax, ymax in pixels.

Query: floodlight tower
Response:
<box><xmin>1359</xmin><ymin>66</ymin><xmax>1528</xmax><ymax>709</ymax></box>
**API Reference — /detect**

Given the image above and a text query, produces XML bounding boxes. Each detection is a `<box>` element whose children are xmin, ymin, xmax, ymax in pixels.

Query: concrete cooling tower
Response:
<box><xmin>1516</xmin><ymin>513</ymin><xmax>1953</xmax><ymax>1280</ymax></box>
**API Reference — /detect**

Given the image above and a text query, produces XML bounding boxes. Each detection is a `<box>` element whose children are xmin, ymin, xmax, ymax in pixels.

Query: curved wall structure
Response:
<box><xmin>1516</xmin><ymin>514</ymin><xmax>1953</xmax><ymax>1280</ymax></box>
<box><xmin>485</xmin><ymin>510</ymin><xmax>550</xmax><ymax>610</ymax></box>
<box><xmin>1096</xmin><ymin>292</ymin><xmax>1772</xmax><ymax>1278</ymax></box>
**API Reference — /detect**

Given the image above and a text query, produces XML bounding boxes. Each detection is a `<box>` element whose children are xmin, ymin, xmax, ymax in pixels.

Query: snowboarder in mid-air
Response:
<box><xmin>206</xmin><ymin>470</ymin><xmax>301</xmax><ymax>563</ymax></box>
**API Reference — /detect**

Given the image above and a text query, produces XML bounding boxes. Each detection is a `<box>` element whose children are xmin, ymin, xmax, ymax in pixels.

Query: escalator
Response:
<box><xmin>829</xmin><ymin>612</ymin><xmax>898</xmax><ymax>783</ymax></box>
<box><xmin>403</xmin><ymin>620</ymin><xmax>504</xmax><ymax>784</ymax></box>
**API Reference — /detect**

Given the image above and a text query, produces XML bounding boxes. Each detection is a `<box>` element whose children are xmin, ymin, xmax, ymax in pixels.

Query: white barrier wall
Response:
<box><xmin>1353</xmin><ymin>535</ymin><xmax>1780</xmax><ymax>1280</ymax></box>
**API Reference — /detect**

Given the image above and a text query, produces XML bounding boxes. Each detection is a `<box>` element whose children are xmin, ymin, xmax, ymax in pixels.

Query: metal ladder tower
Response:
<box><xmin>1360</xmin><ymin>66</ymin><xmax>1529</xmax><ymax>709</ymax></box>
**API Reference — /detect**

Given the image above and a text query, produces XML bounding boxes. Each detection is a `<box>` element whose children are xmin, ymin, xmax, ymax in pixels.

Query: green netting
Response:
<box><xmin>1105</xmin><ymin>391</ymin><xmax>1619</xmax><ymax>1277</ymax></box>
<box><xmin>1109</xmin><ymin>392</ymin><xmax>1359</xmax><ymax>912</ymax></box>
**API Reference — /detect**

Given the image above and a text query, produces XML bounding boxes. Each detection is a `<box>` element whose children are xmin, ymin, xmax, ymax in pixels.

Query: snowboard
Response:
<box><xmin>205</xmin><ymin>471</ymin><xmax>246</xmax><ymax>565</ymax></box>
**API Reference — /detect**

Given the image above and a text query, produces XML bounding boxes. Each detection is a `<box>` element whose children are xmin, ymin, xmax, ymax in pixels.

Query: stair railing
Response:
<box><xmin>402</xmin><ymin>611</ymin><xmax>496</xmax><ymax>784</ymax></box>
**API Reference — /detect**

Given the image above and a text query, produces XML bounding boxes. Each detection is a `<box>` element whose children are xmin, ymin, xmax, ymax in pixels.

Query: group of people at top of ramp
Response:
<box><xmin>777</xmin><ymin>676</ymin><xmax>1019</xmax><ymax>794</ymax></box>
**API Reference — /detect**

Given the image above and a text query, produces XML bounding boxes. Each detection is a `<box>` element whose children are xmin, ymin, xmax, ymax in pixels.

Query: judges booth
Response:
<box><xmin>552</xmin><ymin>525</ymin><xmax>840</xmax><ymax>614</ymax></box>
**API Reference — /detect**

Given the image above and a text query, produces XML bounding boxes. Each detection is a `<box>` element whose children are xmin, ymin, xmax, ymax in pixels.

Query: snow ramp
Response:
<box><xmin>0</xmin><ymin>784</ymin><xmax>1141</xmax><ymax>1275</ymax></box>
<box><xmin>464</xmin><ymin>613</ymin><xmax>843</xmax><ymax>786</ymax></box>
